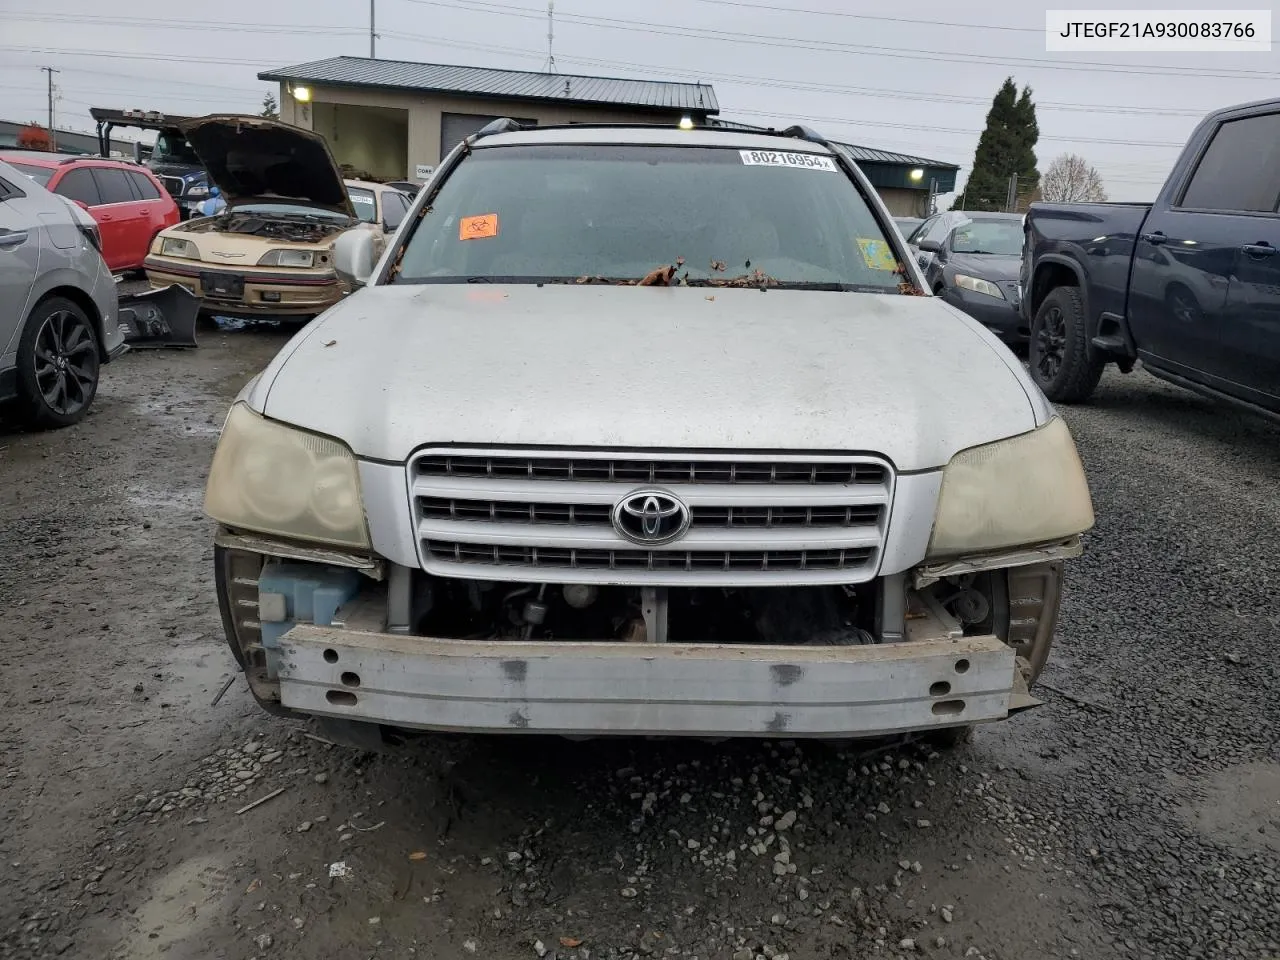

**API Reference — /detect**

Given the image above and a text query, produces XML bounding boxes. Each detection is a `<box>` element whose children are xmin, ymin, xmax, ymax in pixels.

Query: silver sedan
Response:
<box><xmin>0</xmin><ymin>157</ymin><xmax>125</xmax><ymax>429</ymax></box>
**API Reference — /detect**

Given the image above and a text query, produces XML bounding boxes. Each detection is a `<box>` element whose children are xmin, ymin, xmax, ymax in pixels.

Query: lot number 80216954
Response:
<box><xmin>738</xmin><ymin>150</ymin><xmax>838</xmax><ymax>171</ymax></box>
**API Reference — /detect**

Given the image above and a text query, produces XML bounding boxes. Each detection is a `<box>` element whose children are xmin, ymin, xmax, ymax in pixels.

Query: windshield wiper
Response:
<box><xmin>398</xmin><ymin>275</ymin><xmax>588</xmax><ymax>285</ymax></box>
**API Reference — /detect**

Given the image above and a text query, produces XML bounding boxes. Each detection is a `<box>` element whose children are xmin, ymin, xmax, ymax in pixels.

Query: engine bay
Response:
<box><xmin>179</xmin><ymin>213</ymin><xmax>349</xmax><ymax>243</ymax></box>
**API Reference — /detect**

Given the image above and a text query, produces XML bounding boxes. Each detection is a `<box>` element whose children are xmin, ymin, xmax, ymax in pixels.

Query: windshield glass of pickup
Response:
<box><xmin>949</xmin><ymin>220</ymin><xmax>1023</xmax><ymax>257</ymax></box>
<box><xmin>392</xmin><ymin>144</ymin><xmax>906</xmax><ymax>290</ymax></box>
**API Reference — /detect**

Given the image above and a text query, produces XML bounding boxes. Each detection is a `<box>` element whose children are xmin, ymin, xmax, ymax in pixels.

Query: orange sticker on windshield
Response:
<box><xmin>460</xmin><ymin>214</ymin><xmax>499</xmax><ymax>240</ymax></box>
<box><xmin>856</xmin><ymin>238</ymin><xmax>897</xmax><ymax>271</ymax></box>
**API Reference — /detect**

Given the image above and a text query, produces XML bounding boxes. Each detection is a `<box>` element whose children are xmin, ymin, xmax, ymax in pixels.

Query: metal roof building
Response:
<box><xmin>259</xmin><ymin>56</ymin><xmax>719</xmax><ymax>182</ymax></box>
<box><xmin>259</xmin><ymin>57</ymin><xmax>718</xmax><ymax>115</ymax></box>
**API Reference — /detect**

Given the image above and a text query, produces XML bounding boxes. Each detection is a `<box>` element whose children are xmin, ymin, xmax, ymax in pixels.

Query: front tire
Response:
<box><xmin>16</xmin><ymin>296</ymin><xmax>101</xmax><ymax>429</ymax></box>
<box><xmin>1029</xmin><ymin>286</ymin><xmax>1104</xmax><ymax>403</ymax></box>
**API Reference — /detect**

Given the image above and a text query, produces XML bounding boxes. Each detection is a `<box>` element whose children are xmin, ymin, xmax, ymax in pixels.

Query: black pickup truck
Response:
<box><xmin>1021</xmin><ymin>97</ymin><xmax>1280</xmax><ymax>418</ymax></box>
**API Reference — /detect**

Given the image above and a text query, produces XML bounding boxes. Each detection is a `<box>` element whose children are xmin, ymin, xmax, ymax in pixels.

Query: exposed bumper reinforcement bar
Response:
<box><xmin>276</xmin><ymin>627</ymin><xmax>1024</xmax><ymax>738</ymax></box>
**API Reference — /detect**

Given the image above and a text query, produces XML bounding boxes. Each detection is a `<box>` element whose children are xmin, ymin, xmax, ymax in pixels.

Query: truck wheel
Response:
<box><xmin>16</xmin><ymin>296</ymin><xmax>101</xmax><ymax>429</ymax></box>
<box><xmin>1029</xmin><ymin>286</ymin><xmax>1104</xmax><ymax>403</ymax></box>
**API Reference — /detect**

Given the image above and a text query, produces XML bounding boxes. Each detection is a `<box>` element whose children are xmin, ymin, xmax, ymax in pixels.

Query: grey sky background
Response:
<box><xmin>2</xmin><ymin>0</ymin><xmax>1278</xmax><ymax>203</ymax></box>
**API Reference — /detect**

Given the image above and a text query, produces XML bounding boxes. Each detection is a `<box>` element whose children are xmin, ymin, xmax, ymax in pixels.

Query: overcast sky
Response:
<box><xmin>2</xmin><ymin>0</ymin><xmax>1277</xmax><ymax>202</ymax></box>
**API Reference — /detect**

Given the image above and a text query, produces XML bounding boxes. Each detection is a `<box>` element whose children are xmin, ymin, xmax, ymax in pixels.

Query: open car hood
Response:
<box><xmin>179</xmin><ymin>115</ymin><xmax>355</xmax><ymax>218</ymax></box>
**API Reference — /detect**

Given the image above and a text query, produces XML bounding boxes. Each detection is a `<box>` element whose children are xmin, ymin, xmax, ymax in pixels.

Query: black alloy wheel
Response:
<box><xmin>17</xmin><ymin>296</ymin><xmax>101</xmax><ymax>428</ymax></box>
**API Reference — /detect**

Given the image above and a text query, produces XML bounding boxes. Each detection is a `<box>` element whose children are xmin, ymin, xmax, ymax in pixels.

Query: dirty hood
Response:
<box><xmin>255</xmin><ymin>285</ymin><xmax>1041</xmax><ymax>472</ymax></box>
<box><xmin>180</xmin><ymin>114</ymin><xmax>354</xmax><ymax>218</ymax></box>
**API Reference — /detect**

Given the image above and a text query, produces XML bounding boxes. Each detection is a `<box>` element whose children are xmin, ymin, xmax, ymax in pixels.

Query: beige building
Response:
<box><xmin>260</xmin><ymin>56</ymin><xmax>719</xmax><ymax>182</ymax></box>
<box><xmin>258</xmin><ymin>56</ymin><xmax>959</xmax><ymax>215</ymax></box>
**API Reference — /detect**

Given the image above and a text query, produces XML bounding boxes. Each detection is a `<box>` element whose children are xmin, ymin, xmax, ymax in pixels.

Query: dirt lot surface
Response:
<box><xmin>2</xmin><ymin>312</ymin><xmax>1278</xmax><ymax>960</ymax></box>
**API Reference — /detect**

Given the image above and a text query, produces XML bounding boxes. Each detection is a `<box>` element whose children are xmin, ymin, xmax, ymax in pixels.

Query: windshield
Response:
<box><xmin>949</xmin><ymin>219</ymin><xmax>1023</xmax><ymax>256</ymax></box>
<box><xmin>227</xmin><ymin>201</ymin><xmax>352</xmax><ymax>222</ymax></box>
<box><xmin>151</xmin><ymin>131</ymin><xmax>201</xmax><ymax>166</ymax></box>
<box><xmin>392</xmin><ymin>144</ymin><xmax>908</xmax><ymax>291</ymax></box>
<box><xmin>7</xmin><ymin>162</ymin><xmax>54</xmax><ymax>187</ymax></box>
<box><xmin>348</xmin><ymin>187</ymin><xmax>377</xmax><ymax>223</ymax></box>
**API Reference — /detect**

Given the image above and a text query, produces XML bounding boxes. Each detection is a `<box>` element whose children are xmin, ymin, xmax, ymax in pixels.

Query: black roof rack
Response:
<box><xmin>474</xmin><ymin>117</ymin><xmax>528</xmax><ymax>139</ymax></box>
<box><xmin>780</xmin><ymin>124</ymin><xmax>826</xmax><ymax>144</ymax></box>
<box><xmin>465</xmin><ymin>118</ymin><xmax>836</xmax><ymax>144</ymax></box>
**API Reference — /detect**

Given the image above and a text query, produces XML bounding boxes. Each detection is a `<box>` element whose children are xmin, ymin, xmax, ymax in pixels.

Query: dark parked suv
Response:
<box><xmin>1022</xmin><ymin>97</ymin><xmax>1280</xmax><ymax>417</ymax></box>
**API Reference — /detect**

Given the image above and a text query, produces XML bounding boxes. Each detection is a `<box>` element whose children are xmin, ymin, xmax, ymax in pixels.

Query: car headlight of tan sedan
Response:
<box><xmin>257</xmin><ymin>249</ymin><xmax>317</xmax><ymax>268</ymax></box>
<box><xmin>159</xmin><ymin>236</ymin><xmax>200</xmax><ymax>260</ymax></box>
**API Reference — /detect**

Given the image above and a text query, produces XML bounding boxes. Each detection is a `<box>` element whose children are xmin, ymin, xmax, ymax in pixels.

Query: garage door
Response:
<box><xmin>440</xmin><ymin>112</ymin><xmax>538</xmax><ymax>157</ymax></box>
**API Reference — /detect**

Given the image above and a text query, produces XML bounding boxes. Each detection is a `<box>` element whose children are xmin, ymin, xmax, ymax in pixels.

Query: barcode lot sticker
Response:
<box><xmin>739</xmin><ymin>150</ymin><xmax>838</xmax><ymax>171</ymax></box>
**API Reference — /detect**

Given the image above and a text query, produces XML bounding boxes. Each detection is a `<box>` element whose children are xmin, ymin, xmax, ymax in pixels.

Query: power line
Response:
<box><xmin>6</xmin><ymin>12</ymin><xmax>365</xmax><ymax>36</ymax></box>
<box><xmin>0</xmin><ymin>60</ymin><xmax>265</xmax><ymax>95</ymax></box>
<box><xmin>727</xmin><ymin>108</ymin><xmax>1187</xmax><ymax>148</ymax></box>
<box><xmin>403</xmin><ymin>0</ymin><xmax>1280</xmax><ymax>80</ymax></box>
<box><xmin>0</xmin><ymin>82</ymin><xmax>258</xmax><ymax>109</ymax></box>
<box><xmin>682</xmin><ymin>0</ymin><xmax>1045</xmax><ymax>34</ymax></box>
<box><xmin>2</xmin><ymin>20</ymin><xmax>1243</xmax><ymax>120</ymax></box>
<box><xmin>682</xmin><ymin>0</ymin><xmax>1280</xmax><ymax>42</ymax></box>
<box><xmin>0</xmin><ymin>46</ymin><xmax>278</xmax><ymax>68</ymax></box>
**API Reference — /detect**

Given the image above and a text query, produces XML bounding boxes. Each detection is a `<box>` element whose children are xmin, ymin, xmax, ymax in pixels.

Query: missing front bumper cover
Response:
<box><xmin>275</xmin><ymin>626</ymin><xmax>1025</xmax><ymax>738</ymax></box>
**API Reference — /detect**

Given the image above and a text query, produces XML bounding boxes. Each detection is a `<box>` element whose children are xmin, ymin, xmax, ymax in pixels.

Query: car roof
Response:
<box><xmin>344</xmin><ymin>179</ymin><xmax>392</xmax><ymax>191</ymax></box>
<box><xmin>0</xmin><ymin>151</ymin><xmax>144</xmax><ymax>170</ymax></box>
<box><xmin>473</xmin><ymin>124</ymin><xmax>836</xmax><ymax>155</ymax></box>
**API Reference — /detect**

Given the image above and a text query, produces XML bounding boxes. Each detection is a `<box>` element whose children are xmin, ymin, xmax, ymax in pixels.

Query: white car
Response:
<box><xmin>204</xmin><ymin>122</ymin><xmax>1094</xmax><ymax>747</ymax></box>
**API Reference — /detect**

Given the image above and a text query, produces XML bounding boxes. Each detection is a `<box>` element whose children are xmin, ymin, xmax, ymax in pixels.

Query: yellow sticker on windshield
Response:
<box><xmin>856</xmin><ymin>238</ymin><xmax>897</xmax><ymax>271</ymax></box>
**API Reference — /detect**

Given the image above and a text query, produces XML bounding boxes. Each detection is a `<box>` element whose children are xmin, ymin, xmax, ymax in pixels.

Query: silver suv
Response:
<box><xmin>0</xmin><ymin>157</ymin><xmax>125</xmax><ymax>428</ymax></box>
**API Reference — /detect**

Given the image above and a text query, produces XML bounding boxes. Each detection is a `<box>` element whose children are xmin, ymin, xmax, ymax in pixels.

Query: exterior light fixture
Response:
<box><xmin>292</xmin><ymin>85</ymin><xmax>312</xmax><ymax>102</ymax></box>
<box><xmin>910</xmin><ymin>168</ymin><xmax>925</xmax><ymax>181</ymax></box>
<box><xmin>678</xmin><ymin>115</ymin><xmax>694</xmax><ymax>130</ymax></box>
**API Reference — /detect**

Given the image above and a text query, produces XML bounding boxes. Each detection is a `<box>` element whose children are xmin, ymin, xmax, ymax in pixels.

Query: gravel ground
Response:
<box><xmin>1</xmin><ymin>315</ymin><xmax>1278</xmax><ymax>960</ymax></box>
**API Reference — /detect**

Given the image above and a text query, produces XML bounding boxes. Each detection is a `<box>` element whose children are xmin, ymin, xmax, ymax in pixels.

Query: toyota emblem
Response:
<box><xmin>612</xmin><ymin>489</ymin><xmax>691</xmax><ymax>545</ymax></box>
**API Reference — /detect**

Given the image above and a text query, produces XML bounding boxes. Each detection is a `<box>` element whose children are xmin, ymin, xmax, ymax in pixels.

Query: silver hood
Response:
<box><xmin>253</xmin><ymin>285</ymin><xmax>1043</xmax><ymax>472</ymax></box>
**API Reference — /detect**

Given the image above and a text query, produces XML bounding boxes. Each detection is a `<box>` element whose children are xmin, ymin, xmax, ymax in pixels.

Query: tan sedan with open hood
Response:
<box><xmin>143</xmin><ymin>115</ymin><xmax>412</xmax><ymax>320</ymax></box>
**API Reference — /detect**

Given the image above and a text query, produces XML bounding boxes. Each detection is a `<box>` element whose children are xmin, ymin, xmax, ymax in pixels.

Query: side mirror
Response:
<box><xmin>334</xmin><ymin>230</ymin><xmax>376</xmax><ymax>289</ymax></box>
<box><xmin>131</xmin><ymin>141</ymin><xmax>143</xmax><ymax>164</ymax></box>
<box><xmin>918</xmin><ymin>239</ymin><xmax>941</xmax><ymax>253</ymax></box>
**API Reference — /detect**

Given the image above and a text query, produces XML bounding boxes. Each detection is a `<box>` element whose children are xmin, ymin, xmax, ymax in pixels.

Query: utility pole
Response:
<box><xmin>545</xmin><ymin>1</ymin><xmax>556</xmax><ymax>73</ymax></box>
<box><xmin>41</xmin><ymin>66</ymin><xmax>59</xmax><ymax>150</ymax></box>
<box><xmin>370</xmin><ymin>0</ymin><xmax>376</xmax><ymax>57</ymax></box>
<box><xmin>927</xmin><ymin>177</ymin><xmax>938</xmax><ymax>216</ymax></box>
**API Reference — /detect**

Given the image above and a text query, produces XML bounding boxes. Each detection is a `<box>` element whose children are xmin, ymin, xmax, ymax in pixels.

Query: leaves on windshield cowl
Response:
<box><xmin>637</xmin><ymin>263</ymin><xmax>679</xmax><ymax>286</ymax></box>
<box><xmin>703</xmin><ymin>268</ymin><xmax>778</xmax><ymax>289</ymax></box>
<box><xmin>710</xmin><ymin>259</ymin><xmax>727</xmax><ymax>273</ymax></box>
<box><xmin>895</xmin><ymin>262</ymin><xmax>925</xmax><ymax>296</ymax></box>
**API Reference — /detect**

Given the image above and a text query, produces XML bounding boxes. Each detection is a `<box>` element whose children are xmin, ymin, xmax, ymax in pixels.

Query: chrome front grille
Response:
<box><xmin>409</xmin><ymin>448</ymin><xmax>894</xmax><ymax>585</ymax></box>
<box><xmin>415</xmin><ymin>454</ymin><xmax>887</xmax><ymax>486</ymax></box>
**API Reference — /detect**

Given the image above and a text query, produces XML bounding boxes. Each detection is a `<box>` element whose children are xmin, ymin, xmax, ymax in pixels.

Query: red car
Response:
<box><xmin>0</xmin><ymin>152</ymin><xmax>180</xmax><ymax>273</ymax></box>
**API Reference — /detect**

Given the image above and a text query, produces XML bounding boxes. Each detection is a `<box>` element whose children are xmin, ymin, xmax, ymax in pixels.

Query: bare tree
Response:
<box><xmin>1040</xmin><ymin>153</ymin><xmax>1108</xmax><ymax>202</ymax></box>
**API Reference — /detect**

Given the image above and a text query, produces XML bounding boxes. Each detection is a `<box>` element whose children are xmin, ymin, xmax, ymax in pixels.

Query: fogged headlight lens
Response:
<box><xmin>258</xmin><ymin>249</ymin><xmax>315</xmax><ymax>268</ymax></box>
<box><xmin>954</xmin><ymin>274</ymin><xmax>1004</xmax><ymax>299</ymax></box>
<box><xmin>186</xmin><ymin>183</ymin><xmax>210</xmax><ymax>198</ymax></box>
<box><xmin>160</xmin><ymin>236</ymin><xmax>198</xmax><ymax>259</ymax></box>
<box><xmin>926</xmin><ymin>417</ymin><xmax>1094</xmax><ymax>559</ymax></box>
<box><xmin>204</xmin><ymin>404</ymin><xmax>370</xmax><ymax>549</ymax></box>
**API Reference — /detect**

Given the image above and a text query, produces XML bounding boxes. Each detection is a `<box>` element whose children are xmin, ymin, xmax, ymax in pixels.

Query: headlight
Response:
<box><xmin>204</xmin><ymin>404</ymin><xmax>370</xmax><ymax>549</ymax></box>
<box><xmin>926</xmin><ymin>417</ymin><xmax>1094</xmax><ymax>559</ymax></box>
<box><xmin>159</xmin><ymin>236</ymin><xmax>199</xmax><ymax>259</ymax></box>
<box><xmin>258</xmin><ymin>249</ymin><xmax>315</xmax><ymax>268</ymax></box>
<box><xmin>954</xmin><ymin>274</ymin><xmax>1005</xmax><ymax>299</ymax></box>
<box><xmin>186</xmin><ymin>184</ymin><xmax>210</xmax><ymax>198</ymax></box>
